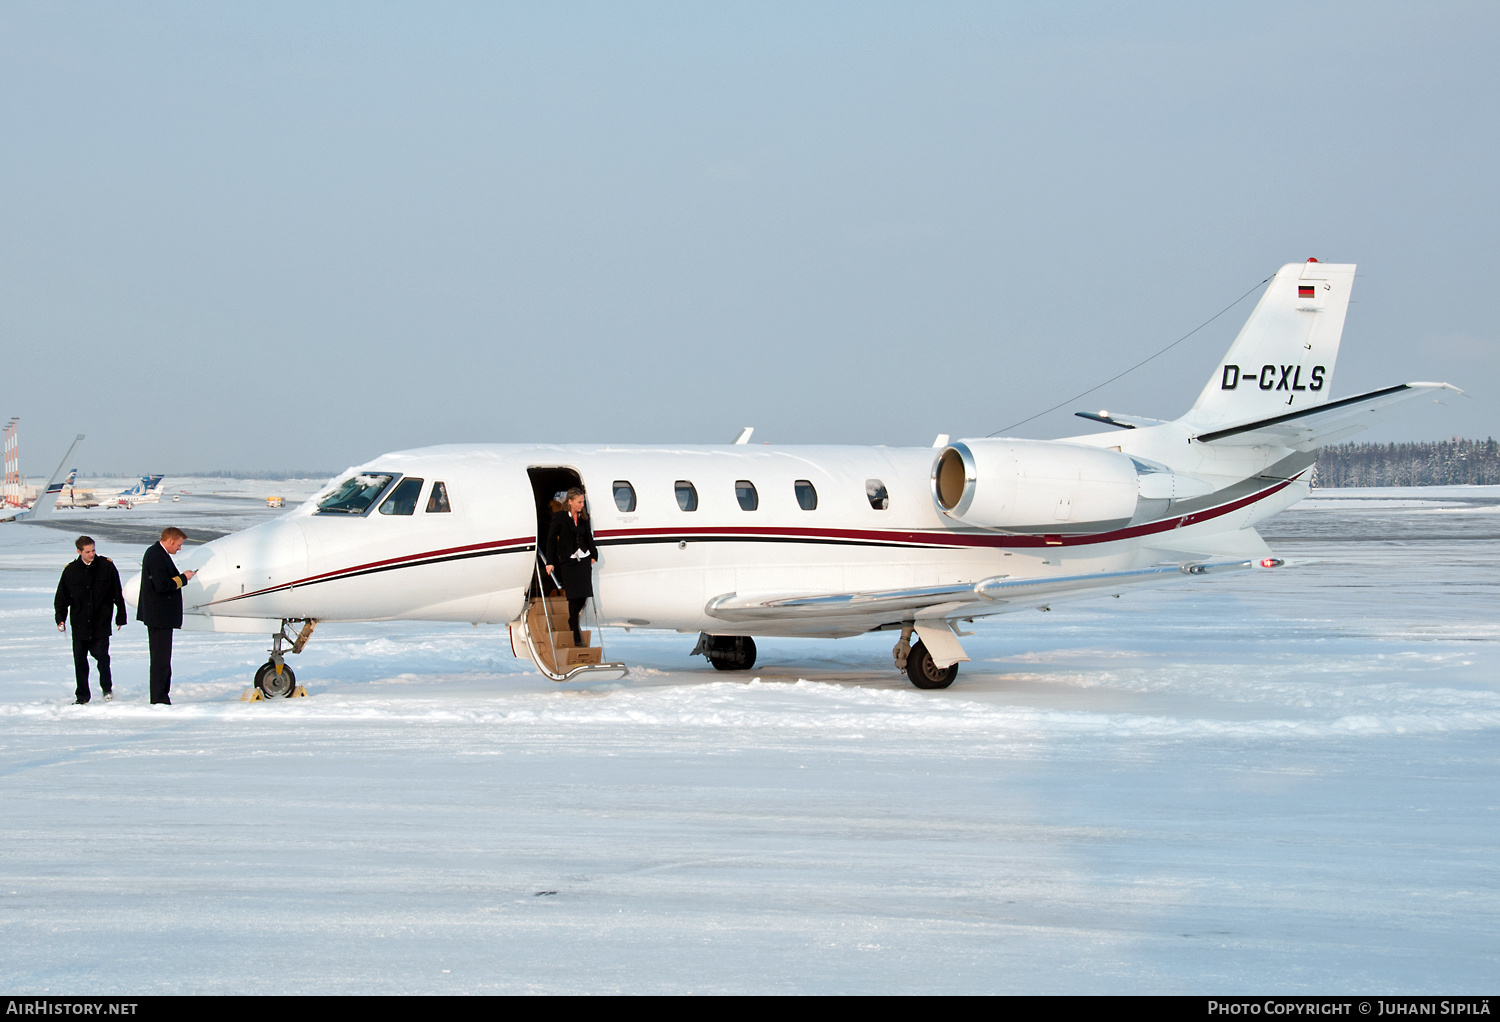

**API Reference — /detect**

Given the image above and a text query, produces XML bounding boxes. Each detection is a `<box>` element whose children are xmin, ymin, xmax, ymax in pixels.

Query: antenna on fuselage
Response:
<box><xmin>732</xmin><ymin>427</ymin><xmax>754</xmax><ymax>444</ymax></box>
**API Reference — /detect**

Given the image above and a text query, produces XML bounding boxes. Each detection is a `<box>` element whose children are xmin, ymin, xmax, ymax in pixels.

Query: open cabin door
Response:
<box><xmin>510</xmin><ymin>466</ymin><xmax>628</xmax><ymax>683</ymax></box>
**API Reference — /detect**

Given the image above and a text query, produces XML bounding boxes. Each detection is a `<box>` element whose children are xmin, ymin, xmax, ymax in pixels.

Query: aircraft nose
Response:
<box><xmin>185</xmin><ymin>519</ymin><xmax>309</xmax><ymax>612</ymax></box>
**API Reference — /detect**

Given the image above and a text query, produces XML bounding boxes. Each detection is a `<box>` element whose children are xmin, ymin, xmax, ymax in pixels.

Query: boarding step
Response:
<box><xmin>551</xmin><ymin>630</ymin><xmax>592</xmax><ymax>649</ymax></box>
<box><xmin>560</xmin><ymin>647</ymin><xmax>603</xmax><ymax>667</ymax></box>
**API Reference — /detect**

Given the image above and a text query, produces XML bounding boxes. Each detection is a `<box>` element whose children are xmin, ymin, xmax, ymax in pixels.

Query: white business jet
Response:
<box><xmin>139</xmin><ymin>260</ymin><xmax>1458</xmax><ymax>696</ymax></box>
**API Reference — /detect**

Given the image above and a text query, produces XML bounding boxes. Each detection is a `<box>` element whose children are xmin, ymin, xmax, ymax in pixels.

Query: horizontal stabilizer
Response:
<box><xmin>1074</xmin><ymin>410</ymin><xmax>1167</xmax><ymax>430</ymax></box>
<box><xmin>1192</xmin><ymin>382</ymin><xmax>1461</xmax><ymax>449</ymax></box>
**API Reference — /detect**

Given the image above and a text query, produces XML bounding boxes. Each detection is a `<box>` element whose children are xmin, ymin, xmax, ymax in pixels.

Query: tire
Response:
<box><xmin>255</xmin><ymin>661</ymin><xmax>297</xmax><ymax>698</ymax></box>
<box><xmin>905</xmin><ymin>640</ymin><xmax>957</xmax><ymax>689</ymax></box>
<box><xmin>707</xmin><ymin>635</ymin><xmax>757</xmax><ymax>671</ymax></box>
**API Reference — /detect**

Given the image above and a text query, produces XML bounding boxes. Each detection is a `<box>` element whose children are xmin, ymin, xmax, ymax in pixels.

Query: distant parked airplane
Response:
<box><xmin>106</xmin><ymin>474</ymin><xmax>166</xmax><ymax>508</ymax></box>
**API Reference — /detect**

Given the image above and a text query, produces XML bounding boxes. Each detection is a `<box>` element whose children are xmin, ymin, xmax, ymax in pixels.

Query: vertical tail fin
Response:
<box><xmin>1185</xmin><ymin>260</ymin><xmax>1356</xmax><ymax>428</ymax></box>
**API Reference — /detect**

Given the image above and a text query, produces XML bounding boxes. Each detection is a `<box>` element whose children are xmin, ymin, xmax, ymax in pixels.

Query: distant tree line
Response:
<box><xmin>1313</xmin><ymin>438</ymin><xmax>1500</xmax><ymax>487</ymax></box>
<box><xmin>183</xmin><ymin>470</ymin><xmax>337</xmax><ymax>481</ymax></box>
<box><xmin>82</xmin><ymin>469</ymin><xmax>336</xmax><ymax>481</ymax></box>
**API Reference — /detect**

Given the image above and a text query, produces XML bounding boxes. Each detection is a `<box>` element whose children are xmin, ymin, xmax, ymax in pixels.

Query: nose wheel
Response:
<box><xmin>250</xmin><ymin>619</ymin><xmax>317</xmax><ymax>698</ymax></box>
<box><xmin>255</xmin><ymin>660</ymin><xmax>297</xmax><ymax>698</ymax></box>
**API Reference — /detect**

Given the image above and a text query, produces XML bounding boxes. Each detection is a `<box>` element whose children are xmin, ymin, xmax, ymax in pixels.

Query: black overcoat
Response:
<box><xmin>137</xmin><ymin>542</ymin><xmax>187</xmax><ymax>629</ymax></box>
<box><xmin>54</xmin><ymin>556</ymin><xmax>127</xmax><ymax>642</ymax></box>
<box><xmin>544</xmin><ymin>509</ymin><xmax>597</xmax><ymax>598</ymax></box>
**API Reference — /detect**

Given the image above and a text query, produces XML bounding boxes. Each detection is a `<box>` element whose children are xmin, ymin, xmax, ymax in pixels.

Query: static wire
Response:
<box><xmin>985</xmin><ymin>273</ymin><xmax>1274</xmax><ymax>437</ymax></box>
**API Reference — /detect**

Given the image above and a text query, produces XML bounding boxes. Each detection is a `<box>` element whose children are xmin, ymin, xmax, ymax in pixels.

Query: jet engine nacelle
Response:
<box><xmin>931</xmin><ymin>439</ymin><xmax>1143</xmax><ymax>534</ymax></box>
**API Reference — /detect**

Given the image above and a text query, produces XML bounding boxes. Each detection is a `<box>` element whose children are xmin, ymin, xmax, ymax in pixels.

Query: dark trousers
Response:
<box><xmin>567</xmin><ymin>597</ymin><xmax>587</xmax><ymax>642</ymax></box>
<box><xmin>147</xmin><ymin>627</ymin><xmax>174</xmax><ymax>704</ymax></box>
<box><xmin>71</xmin><ymin>632</ymin><xmax>112</xmax><ymax>702</ymax></box>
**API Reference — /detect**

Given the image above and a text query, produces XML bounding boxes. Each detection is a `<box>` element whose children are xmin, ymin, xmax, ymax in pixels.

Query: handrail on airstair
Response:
<box><xmin>525</xmin><ymin>558</ymin><xmax>629</xmax><ymax>683</ymax></box>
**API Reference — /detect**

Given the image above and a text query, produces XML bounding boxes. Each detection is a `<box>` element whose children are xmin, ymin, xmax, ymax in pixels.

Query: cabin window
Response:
<box><xmin>613</xmin><ymin>481</ymin><xmax>636</xmax><ymax>513</ymax></box>
<box><xmin>735</xmin><ymin>480</ymin><xmax>758</xmax><ymax>511</ymax></box>
<box><xmin>866</xmin><ymin>479</ymin><xmax>889</xmax><ymax>510</ymax></box>
<box><xmin>794</xmin><ymin>479</ymin><xmax>818</xmax><ymax>511</ymax></box>
<box><xmin>316</xmin><ymin>473</ymin><xmax>394</xmax><ymax>515</ymax></box>
<box><xmin>675</xmin><ymin>480</ymin><xmax>698</xmax><ymax>512</ymax></box>
<box><xmin>426</xmin><ymin>481</ymin><xmax>451</xmax><ymax>513</ymax></box>
<box><xmin>378</xmin><ymin>477</ymin><xmax>424</xmax><ymax>516</ymax></box>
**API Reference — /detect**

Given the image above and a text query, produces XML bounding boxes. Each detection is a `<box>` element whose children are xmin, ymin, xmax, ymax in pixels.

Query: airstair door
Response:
<box><xmin>517</xmin><ymin>467</ymin><xmax>628</xmax><ymax>682</ymax></box>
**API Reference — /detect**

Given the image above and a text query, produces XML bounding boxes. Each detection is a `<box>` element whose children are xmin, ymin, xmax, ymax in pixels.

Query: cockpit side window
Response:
<box><xmin>426</xmin><ymin>481</ymin><xmax>451</xmax><ymax>513</ymax></box>
<box><xmin>378</xmin><ymin>477</ymin><xmax>424</xmax><ymax>516</ymax></box>
<box><xmin>316</xmin><ymin>474</ymin><xmax>395</xmax><ymax>515</ymax></box>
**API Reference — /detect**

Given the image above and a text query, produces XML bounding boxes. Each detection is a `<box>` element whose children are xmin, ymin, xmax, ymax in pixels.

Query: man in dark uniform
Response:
<box><xmin>138</xmin><ymin>526</ymin><xmax>196</xmax><ymax>706</ymax></box>
<box><xmin>54</xmin><ymin>535</ymin><xmax>127</xmax><ymax>704</ymax></box>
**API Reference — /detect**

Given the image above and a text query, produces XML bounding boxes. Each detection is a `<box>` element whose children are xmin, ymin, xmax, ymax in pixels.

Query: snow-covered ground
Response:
<box><xmin>1</xmin><ymin>486</ymin><xmax>1496</xmax><ymax>993</ymax></box>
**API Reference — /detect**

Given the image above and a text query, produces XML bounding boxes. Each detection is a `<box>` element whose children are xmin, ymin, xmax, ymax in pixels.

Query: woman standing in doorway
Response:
<box><xmin>545</xmin><ymin>486</ymin><xmax>598</xmax><ymax>646</ymax></box>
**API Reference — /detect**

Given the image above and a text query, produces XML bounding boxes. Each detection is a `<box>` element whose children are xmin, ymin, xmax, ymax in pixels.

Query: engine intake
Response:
<box><xmin>931</xmin><ymin>439</ymin><xmax>1144</xmax><ymax>534</ymax></box>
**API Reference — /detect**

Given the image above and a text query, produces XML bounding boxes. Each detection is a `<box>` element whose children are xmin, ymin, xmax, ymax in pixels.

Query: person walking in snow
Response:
<box><xmin>54</xmin><ymin>535</ymin><xmax>127</xmax><ymax>704</ymax></box>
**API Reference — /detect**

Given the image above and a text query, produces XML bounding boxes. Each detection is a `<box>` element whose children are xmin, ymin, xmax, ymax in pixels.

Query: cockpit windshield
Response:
<box><xmin>316</xmin><ymin>474</ymin><xmax>395</xmax><ymax>515</ymax></box>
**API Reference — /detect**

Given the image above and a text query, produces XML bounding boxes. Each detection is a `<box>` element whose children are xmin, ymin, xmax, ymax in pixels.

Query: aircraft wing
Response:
<box><xmin>704</xmin><ymin>559</ymin><xmax>1253</xmax><ymax>624</ymax></box>
<box><xmin>1192</xmin><ymin>382</ymin><xmax>1461</xmax><ymax>449</ymax></box>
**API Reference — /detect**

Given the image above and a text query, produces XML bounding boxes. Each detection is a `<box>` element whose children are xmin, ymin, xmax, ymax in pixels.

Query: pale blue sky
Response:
<box><xmin>3</xmin><ymin>2</ymin><xmax>1495</xmax><ymax>472</ymax></box>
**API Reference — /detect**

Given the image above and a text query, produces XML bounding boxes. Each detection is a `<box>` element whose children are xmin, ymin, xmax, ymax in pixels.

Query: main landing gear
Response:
<box><xmin>892</xmin><ymin>623</ymin><xmax>957</xmax><ymax>690</ymax></box>
<box><xmin>692</xmin><ymin>633</ymin><xmax>757</xmax><ymax>671</ymax></box>
<box><xmin>904</xmin><ymin>641</ymin><xmax>958</xmax><ymax>689</ymax></box>
<box><xmin>248</xmin><ymin>619</ymin><xmax>317</xmax><ymax>700</ymax></box>
<box><xmin>688</xmin><ymin>627</ymin><xmax>959</xmax><ymax>689</ymax></box>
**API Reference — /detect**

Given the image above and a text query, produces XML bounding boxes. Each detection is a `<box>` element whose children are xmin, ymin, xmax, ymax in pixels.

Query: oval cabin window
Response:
<box><xmin>735</xmin><ymin>480</ymin><xmax>758</xmax><ymax>511</ymax></box>
<box><xmin>675</xmin><ymin>480</ymin><xmax>699</xmax><ymax>512</ymax></box>
<box><xmin>866</xmin><ymin>479</ymin><xmax>889</xmax><ymax>510</ymax></box>
<box><xmin>794</xmin><ymin>479</ymin><xmax>818</xmax><ymax>511</ymax></box>
<box><xmin>613</xmin><ymin>480</ymin><xmax>637</xmax><ymax>513</ymax></box>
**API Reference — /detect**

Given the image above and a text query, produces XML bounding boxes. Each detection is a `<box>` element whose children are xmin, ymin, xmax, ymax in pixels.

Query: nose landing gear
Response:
<box><xmin>246</xmin><ymin>619</ymin><xmax>316</xmax><ymax>700</ymax></box>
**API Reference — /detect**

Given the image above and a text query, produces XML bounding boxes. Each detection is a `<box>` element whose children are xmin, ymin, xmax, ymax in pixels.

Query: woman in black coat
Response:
<box><xmin>544</xmin><ymin>486</ymin><xmax>598</xmax><ymax>645</ymax></box>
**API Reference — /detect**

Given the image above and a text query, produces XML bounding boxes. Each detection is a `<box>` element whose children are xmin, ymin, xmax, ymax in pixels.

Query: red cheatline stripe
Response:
<box><xmin>213</xmin><ymin>476</ymin><xmax>1298</xmax><ymax>607</ymax></box>
<box><xmin>291</xmin><ymin>536</ymin><xmax>533</xmax><ymax>586</ymax></box>
<box><xmin>206</xmin><ymin>535</ymin><xmax>535</xmax><ymax>605</ymax></box>
<box><xmin>596</xmin><ymin>476</ymin><xmax>1299</xmax><ymax>550</ymax></box>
